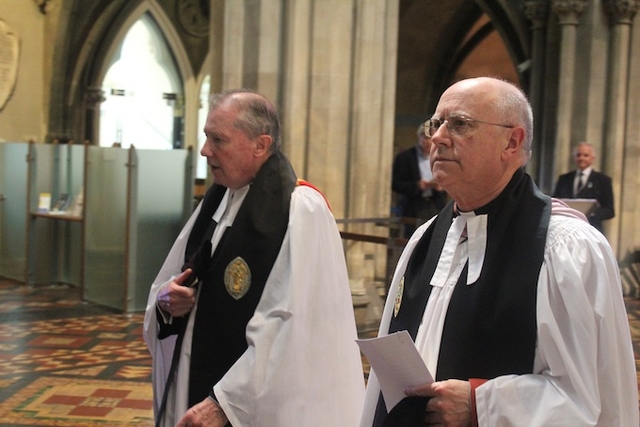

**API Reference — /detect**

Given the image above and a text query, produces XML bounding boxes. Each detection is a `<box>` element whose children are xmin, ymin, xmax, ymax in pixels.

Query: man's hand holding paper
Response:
<box><xmin>356</xmin><ymin>330</ymin><xmax>433</xmax><ymax>411</ymax></box>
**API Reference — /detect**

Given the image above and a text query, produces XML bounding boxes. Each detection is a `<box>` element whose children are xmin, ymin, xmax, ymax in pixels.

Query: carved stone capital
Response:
<box><xmin>524</xmin><ymin>1</ymin><xmax>550</xmax><ymax>29</ymax></box>
<box><xmin>552</xmin><ymin>0</ymin><xmax>590</xmax><ymax>25</ymax></box>
<box><xmin>604</xmin><ymin>0</ymin><xmax>640</xmax><ymax>24</ymax></box>
<box><xmin>85</xmin><ymin>86</ymin><xmax>106</xmax><ymax>106</ymax></box>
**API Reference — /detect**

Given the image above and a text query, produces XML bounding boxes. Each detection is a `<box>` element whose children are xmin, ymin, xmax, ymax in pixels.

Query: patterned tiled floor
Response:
<box><xmin>626</xmin><ymin>296</ymin><xmax>640</xmax><ymax>404</ymax></box>
<box><xmin>0</xmin><ymin>278</ymin><xmax>638</xmax><ymax>426</ymax></box>
<box><xmin>0</xmin><ymin>281</ymin><xmax>153</xmax><ymax>426</ymax></box>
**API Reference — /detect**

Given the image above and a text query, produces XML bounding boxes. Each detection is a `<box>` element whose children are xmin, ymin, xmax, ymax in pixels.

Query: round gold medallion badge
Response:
<box><xmin>393</xmin><ymin>276</ymin><xmax>404</xmax><ymax>318</ymax></box>
<box><xmin>224</xmin><ymin>257</ymin><xmax>251</xmax><ymax>300</ymax></box>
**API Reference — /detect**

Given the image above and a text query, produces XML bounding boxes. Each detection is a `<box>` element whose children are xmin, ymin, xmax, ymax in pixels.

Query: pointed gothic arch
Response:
<box><xmin>99</xmin><ymin>15</ymin><xmax>182</xmax><ymax>149</ymax></box>
<box><xmin>56</xmin><ymin>0</ymin><xmax>198</xmax><ymax>149</ymax></box>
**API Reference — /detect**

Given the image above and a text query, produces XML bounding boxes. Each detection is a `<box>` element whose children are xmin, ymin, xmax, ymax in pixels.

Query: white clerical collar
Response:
<box><xmin>464</xmin><ymin>212</ymin><xmax>488</xmax><ymax>284</ymax></box>
<box><xmin>209</xmin><ymin>185</ymin><xmax>250</xmax><ymax>255</ymax></box>
<box><xmin>212</xmin><ymin>185</ymin><xmax>250</xmax><ymax>225</ymax></box>
<box><xmin>430</xmin><ymin>210</ymin><xmax>488</xmax><ymax>288</ymax></box>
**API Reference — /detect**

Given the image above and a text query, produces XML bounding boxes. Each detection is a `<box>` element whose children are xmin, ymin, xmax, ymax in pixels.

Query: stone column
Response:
<box><xmin>222</xmin><ymin>0</ymin><xmax>347</xmax><ymax>185</ymax></box>
<box><xmin>622</xmin><ymin>6</ymin><xmax>640</xmax><ymax>261</ymax></box>
<box><xmin>603</xmin><ymin>0</ymin><xmax>640</xmax><ymax>255</ymax></box>
<box><xmin>83</xmin><ymin>86</ymin><xmax>106</xmax><ymax>144</ymax></box>
<box><xmin>618</xmin><ymin>2</ymin><xmax>640</xmax><ymax>259</ymax></box>
<box><xmin>220</xmin><ymin>1</ymin><xmax>246</xmax><ymax>89</ymax></box>
<box><xmin>524</xmin><ymin>1</ymin><xmax>550</xmax><ymax>186</ymax></box>
<box><xmin>345</xmin><ymin>0</ymin><xmax>398</xmax><ymax>330</ymax></box>
<box><xmin>551</xmin><ymin>0</ymin><xmax>589</xmax><ymax>173</ymax></box>
<box><xmin>215</xmin><ymin>0</ymin><xmax>399</xmax><ymax>331</ymax></box>
<box><xmin>280</xmin><ymin>0</ymin><xmax>312</xmax><ymax>173</ymax></box>
<box><xmin>218</xmin><ymin>0</ymin><xmax>283</xmax><ymax>101</ymax></box>
<box><xmin>253</xmin><ymin>0</ymin><xmax>283</xmax><ymax>101</ymax></box>
<box><xmin>303</xmin><ymin>0</ymin><xmax>354</xmax><ymax>215</ymax></box>
<box><xmin>208</xmin><ymin>0</ymin><xmax>225</xmax><ymax>94</ymax></box>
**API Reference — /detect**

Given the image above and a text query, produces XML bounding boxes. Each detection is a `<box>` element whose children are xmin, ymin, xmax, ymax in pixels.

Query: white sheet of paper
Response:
<box><xmin>357</xmin><ymin>330</ymin><xmax>434</xmax><ymax>411</ymax></box>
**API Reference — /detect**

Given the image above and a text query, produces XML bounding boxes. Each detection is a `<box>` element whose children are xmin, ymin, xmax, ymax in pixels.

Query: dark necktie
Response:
<box><xmin>576</xmin><ymin>172</ymin><xmax>584</xmax><ymax>194</ymax></box>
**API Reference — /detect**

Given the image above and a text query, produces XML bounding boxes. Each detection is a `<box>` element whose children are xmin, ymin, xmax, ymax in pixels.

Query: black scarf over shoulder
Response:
<box><xmin>374</xmin><ymin>169</ymin><xmax>551</xmax><ymax>426</ymax></box>
<box><xmin>185</xmin><ymin>151</ymin><xmax>297</xmax><ymax>407</ymax></box>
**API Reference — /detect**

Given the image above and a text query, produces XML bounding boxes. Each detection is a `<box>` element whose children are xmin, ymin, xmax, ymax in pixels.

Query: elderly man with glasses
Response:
<box><xmin>360</xmin><ymin>77</ymin><xmax>637</xmax><ymax>427</ymax></box>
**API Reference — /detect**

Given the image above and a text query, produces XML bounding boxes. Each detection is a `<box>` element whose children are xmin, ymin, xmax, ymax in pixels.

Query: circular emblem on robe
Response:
<box><xmin>224</xmin><ymin>257</ymin><xmax>251</xmax><ymax>300</ymax></box>
<box><xmin>394</xmin><ymin>276</ymin><xmax>404</xmax><ymax>317</ymax></box>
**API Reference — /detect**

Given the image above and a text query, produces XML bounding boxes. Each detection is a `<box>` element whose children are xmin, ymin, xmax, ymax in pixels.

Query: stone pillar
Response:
<box><xmin>623</xmin><ymin>4</ymin><xmax>640</xmax><ymax>259</ymax></box>
<box><xmin>221</xmin><ymin>1</ymin><xmax>246</xmax><ymax>89</ymax></box>
<box><xmin>280</xmin><ymin>0</ymin><xmax>312</xmax><ymax>173</ymax></box>
<box><xmin>218</xmin><ymin>0</ymin><xmax>283</xmax><ymax>101</ymax></box>
<box><xmin>208</xmin><ymin>0</ymin><xmax>225</xmax><ymax>94</ymax></box>
<box><xmin>551</xmin><ymin>0</ymin><xmax>589</xmax><ymax>173</ymax></box>
<box><xmin>215</xmin><ymin>0</ymin><xmax>399</xmax><ymax>331</ymax></box>
<box><xmin>524</xmin><ymin>1</ymin><xmax>549</xmax><ymax>186</ymax></box>
<box><xmin>603</xmin><ymin>0</ymin><xmax>640</xmax><ymax>254</ymax></box>
<box><xmin>253</xmin><ymin>0</ymin><xmax>283</xmax><ymax>101</ymax></box>
<box><xmin>83</xmin><ymin>86</ymin><xmax>106</xmax><ymax>144</ymax></box>
<box><xmin>304</xmin><ymin>0</ymin><xmax>354</xmax><ymax>216</ymax></box>
<box><xmin>46</xmin><ymin>1</ymin><xmax>72</xmax><ymax>144</ymax></box>
<box><xmin>345</xmin><ymin>0</ymin><xmax>398</xmax><ymax>331</ymax></box>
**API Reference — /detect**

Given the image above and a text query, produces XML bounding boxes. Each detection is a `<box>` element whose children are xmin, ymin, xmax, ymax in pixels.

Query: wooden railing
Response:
<box><xmin>620</xmin><ymin>248</ymin><xmax>640</xmax><ymax>299</ymax></box>
<box><xmin>335</xmin><ymin>217</ymin><xmax>423</xmax><ymax>289</ymax></box>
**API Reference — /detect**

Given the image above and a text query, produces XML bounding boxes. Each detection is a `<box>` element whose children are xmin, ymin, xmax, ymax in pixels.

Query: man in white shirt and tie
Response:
<box><xmin>552</xmin><ymin>142</ymin><xmax>615</xmax><ymax>233</ymax></box>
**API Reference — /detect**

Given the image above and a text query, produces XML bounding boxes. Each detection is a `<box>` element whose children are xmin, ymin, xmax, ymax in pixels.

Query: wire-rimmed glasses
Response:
<box><xmin>424</xmin><ymin>115</ymin><xmax>514</xmax><ymax>138</ymax></box>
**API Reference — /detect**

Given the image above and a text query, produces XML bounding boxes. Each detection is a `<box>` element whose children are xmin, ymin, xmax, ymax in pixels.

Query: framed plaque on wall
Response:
<box><xmin>0</xmin><ymin>19</ymin><xmax>19</xmax><ymax>112</ymax></box>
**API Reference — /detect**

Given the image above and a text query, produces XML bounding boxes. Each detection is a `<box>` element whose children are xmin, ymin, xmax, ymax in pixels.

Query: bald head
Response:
<box><xmin>429</xmin><ymin>77</ymin><xmax>533</xmax><ymax>210</ymax></box>
<box><xmin>444</xmin><ymin>77</ymin><xmax>533</xmax><ymax>164</ymax></box>
<box><xmin>573</xmin><ymin>142</ymin><xmax>595</xmax><ymax>171</ymax></box>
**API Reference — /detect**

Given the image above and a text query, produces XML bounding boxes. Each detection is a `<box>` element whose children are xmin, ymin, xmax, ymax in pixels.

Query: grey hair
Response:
<box><xmin>574</xmin><ymin>141</ymin><xmax>595</xmax><ymax>156</ymax></box>
<box><xmin>493</xmin><ymin>80</ymin><xmax>534</xmax><ymax>164</ymax></box>
<box><xmin>209</xmin><ymin>89</ymin><xmax>282</xmax><ymax>152</ymax></box>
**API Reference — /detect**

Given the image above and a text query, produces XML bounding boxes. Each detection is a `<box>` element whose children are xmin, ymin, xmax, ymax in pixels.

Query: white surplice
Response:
<box><xmin>360</xmin><ymin>199</ymin><xmax>638</xmax><ymax>426</ymax></box>
<box><xmin>144</xmin><ymin>184</ymin><xmax>365</xmax><ymax>426</ymax></box>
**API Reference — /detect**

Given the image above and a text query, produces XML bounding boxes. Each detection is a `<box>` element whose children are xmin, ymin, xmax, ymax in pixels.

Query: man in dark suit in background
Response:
<box><xmin>392</xmin><ymin>124</ymin><xmax>447</xmax><ymax>236</ymax></box>
<box><xmin>553</xmin><ymin>142</ymin><xmax>614</xmax><ymax>234</ymax></box>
